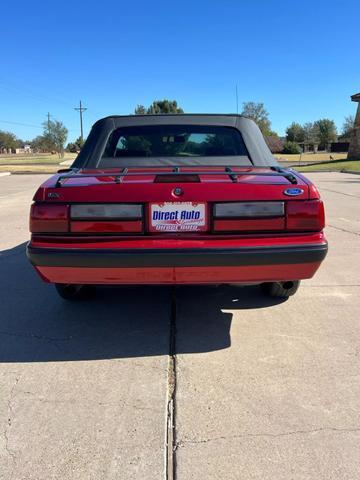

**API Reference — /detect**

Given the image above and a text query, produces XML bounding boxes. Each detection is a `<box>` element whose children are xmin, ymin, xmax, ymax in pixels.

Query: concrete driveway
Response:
<box><xmin>0</xmin><ymin>172</ymin><xmax>359</xmax><ymax>479</ymax></box>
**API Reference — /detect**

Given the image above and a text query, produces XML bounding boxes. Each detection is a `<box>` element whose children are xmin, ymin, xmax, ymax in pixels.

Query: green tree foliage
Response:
<box><xmin>31</xmin><ymin>134</ymin><xmax>56</xmax><ymax>152</ymax></box>
<box><xmin>285</xmin><ymin>122</ymin><xmax>305</xmax><ymax>142</ymax></box>
<box><xmin>342</xmin><ymin>115</ymin><xmax>355</xmax><ymax>137</ymax></box>
<box><xmin>241</xmin><ymin>102</ymin><xmax>272</xmax><ymax>136</ymax></box>
<box><xmin>43</xmin><ymin>119</ymin><xmax>68</xmax><ymax>158</ymax></box>
<box><xmin>134</xmin><ymin>99</ymin><xmax>184</xmax><ymax>115</ymax></box>
<box><xmin>66</xmin><ymin>138</ymin><xmax>83</xmax><ymax>153</ymax></box>
<box><xmin>313</xmin><ymin>119</ymin><xmax>337</xmax><ymax>149</ymax></box>
<box><xmin>134</xmin><ymin>104</ymin><xmax>147</xmax><ymax>115</ymax></box>
<box><xmin>302</xmin><ymin>122</ymin><xmax>316</xmax><ymax>143</ymax></box>
<box><xmin>0</xmin><ymin>130</ymin><xmax>20</xmax><ymax>151</ymax></box>
<box><xmin>283</xmin><ymin>141</ymin><xmax>302</xmax><ymax>154</ymax></box>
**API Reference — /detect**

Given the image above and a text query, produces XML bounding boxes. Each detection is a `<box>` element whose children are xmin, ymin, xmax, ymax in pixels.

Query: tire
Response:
<box><xmin>55</xmin><ymin>283</ymin><xmax>96</xmax><ymax>301</ymax></box>
<box><xmin>261</xmin><ymin>280</ymin><xmax>300</xmax><ymax>298</ymax></box>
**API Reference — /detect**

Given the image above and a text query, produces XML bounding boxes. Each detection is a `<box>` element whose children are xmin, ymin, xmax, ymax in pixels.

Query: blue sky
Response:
<box><xmin>1</xmin><ymin>0</ymin><xmax>359</xmax><ymax>142</ymax></box>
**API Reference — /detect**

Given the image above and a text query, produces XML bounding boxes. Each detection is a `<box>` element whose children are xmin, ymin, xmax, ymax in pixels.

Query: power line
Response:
<box><xmin>0</xmin><ymin>79</ymin><xmax>74</xmax><ymax>108</ymax></box>
<box><xmin>0</xmin><ymin>119</ymin><xmax>43</xmax><ymax>129</ymax></box>
<box><xmin>74</xmin><ymin>100</ymin><xmax>87</xmax><ymax>141</ymax></box>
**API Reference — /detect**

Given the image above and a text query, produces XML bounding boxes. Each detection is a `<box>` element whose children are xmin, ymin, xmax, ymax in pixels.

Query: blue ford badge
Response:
<box><xmin>284</xmin><ymin>188</ymin><xmax>304</xmax><ymax>196</ymax></box>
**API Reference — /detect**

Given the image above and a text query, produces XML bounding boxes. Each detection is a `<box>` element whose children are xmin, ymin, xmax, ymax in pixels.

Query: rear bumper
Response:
<box><xmin>27</xmin><ymin>238</ymin><xmax>328</xmax><ymax>285</ymax></box>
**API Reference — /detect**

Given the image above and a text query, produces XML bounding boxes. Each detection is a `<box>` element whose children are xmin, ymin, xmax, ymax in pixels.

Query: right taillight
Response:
<box><xmin>30</xmin><ymin>204</ymin><xmax>69</xmax><ymax>233</ymax></box>
<box><xmin>286</xmin><ymin>200</ymin><xmax>325</xmax><ymax>231</ymax></box>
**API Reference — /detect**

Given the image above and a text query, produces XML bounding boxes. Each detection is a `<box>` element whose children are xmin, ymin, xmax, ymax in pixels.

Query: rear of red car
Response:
<box><xmin>27</xmin><ymin>115</ymin><xmax>327</xmax><ymax>299</ymax></box>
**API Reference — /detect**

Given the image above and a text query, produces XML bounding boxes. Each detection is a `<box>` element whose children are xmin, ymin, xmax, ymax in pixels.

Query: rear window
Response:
<box><xmin>99</xmin><ymin>125</ymin><xmax>251</xmax><ymax>167</ymax></box>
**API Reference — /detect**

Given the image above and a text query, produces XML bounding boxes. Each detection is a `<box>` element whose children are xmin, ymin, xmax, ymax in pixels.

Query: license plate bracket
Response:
<box><xmin>149</xmin><ymin>202</ymin><xmax>207</xmax><ymax>232</ymax></box>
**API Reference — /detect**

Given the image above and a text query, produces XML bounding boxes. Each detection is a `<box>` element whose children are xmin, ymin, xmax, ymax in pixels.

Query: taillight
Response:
<box><xmin>30</xmin><ymin>204</ymin><xmax>69</xmax><ymax>233</ymax></box>
<box><xmin>286</xmin><ymin>200</ymin><xmax>325</xmax><ymax>231</ymax></box>
<box><xmin>70</xmin><ymin>204</ymin><xmax>142</xmax><ymax>219</ymax></box>
<box><xmin>214</xmin><ymin>202</ymin><xmax>284</xmax><ymax>218</ymax></box>
<box><xmin>213</xmin><ymin>202</ymin><xmax>285</xmax><ymax>232</ymax></box>
<box><xmin>69</xmin><ymin>204</ymin><xmax>143</xmax><ymax>234</ymax></box>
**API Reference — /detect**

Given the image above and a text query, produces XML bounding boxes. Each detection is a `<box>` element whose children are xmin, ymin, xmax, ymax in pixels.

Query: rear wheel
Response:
<box><xmin>261</xmin><ymin>280</ymin><xmax>300</xmax><ymax>298</ymax></box>
<box><xmin>55</xmin><ymin>283</ymin><xmax>96</xmax><ymax>301</ymax></box>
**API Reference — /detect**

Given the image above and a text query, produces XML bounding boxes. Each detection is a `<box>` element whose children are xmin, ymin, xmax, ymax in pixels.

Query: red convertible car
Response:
<box><xmin>27</xmin><ymin>114</ymin><xmax>327</xmax><ymax>300</ymax></box>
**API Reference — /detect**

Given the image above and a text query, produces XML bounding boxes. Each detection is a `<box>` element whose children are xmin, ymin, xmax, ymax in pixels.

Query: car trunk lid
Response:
<box><xmin>31</xmin><ymin>167</ymin><xmax>324</xmax><ymax>236</ymax></box>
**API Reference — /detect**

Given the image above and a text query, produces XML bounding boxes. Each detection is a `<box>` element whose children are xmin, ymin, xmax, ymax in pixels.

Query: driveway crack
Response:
<box><xmin>165</xmin><ymin>287</ymin><xmax>177</xmax><ymax>480</ymax></box>
<box><xmin>4</xmin><ymin>376</ymin><xmax>20</xmax><ymax>473</ymax></box>
<box><xmin>176</xmin><ymin>426</ymin><xmax>360</xmax><ymax>448</ymax></box>
<box><xmin>328</xmin><ymin>224</ymin><xmax>360</xmax><ymax>237</ymax></box>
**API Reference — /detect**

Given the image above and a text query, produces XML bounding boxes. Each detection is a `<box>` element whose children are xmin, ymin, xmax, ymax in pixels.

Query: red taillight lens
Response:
<box><xmin>286</xmin><ymin>200</ymin><xmax>325</xmax><ymax>231</ymax></box>
<box><xmin>30</xmin><ymin>204</ymin><xmax>69</xmax><ymax>233</ymax></box>
<box><xmin>70</xmin><ymin>220</ymin><xmax>142</xmax><ymax>233</ymax></box>
<box><xmin>213</xmin><ymin>218</ymin><xmax>285</xmax><ymax>232</ymax></box>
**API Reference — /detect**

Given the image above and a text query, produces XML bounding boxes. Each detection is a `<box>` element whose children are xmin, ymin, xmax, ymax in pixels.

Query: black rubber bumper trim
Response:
<box><xmin>27</xmin><ymin>243</ymin><xmax>328</xmax><ymax>268</ymax></box>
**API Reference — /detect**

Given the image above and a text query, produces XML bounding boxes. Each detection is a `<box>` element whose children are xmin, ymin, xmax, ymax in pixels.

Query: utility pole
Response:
<box><xmin>235</xmin><ymin>85</ymin><xmax>239</xmax><ymax>115</ymax></box>
<box><xmin>74</xmin><ymin>100</ymin><xmax>87</xmax><ymax>141</ymax></box>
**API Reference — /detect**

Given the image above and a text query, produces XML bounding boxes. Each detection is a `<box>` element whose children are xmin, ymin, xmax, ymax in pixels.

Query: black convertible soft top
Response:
<box><xmin>72</xmin><ymin>114</ymin><xmax>278</xmax><ymax>169</ymax></box>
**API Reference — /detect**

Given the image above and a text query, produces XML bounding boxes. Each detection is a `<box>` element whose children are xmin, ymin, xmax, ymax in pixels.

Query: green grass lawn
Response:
<box><xmin>275</xmin><ymin>153</ymin><xmax>346</xmax><ymax>163</ymax></box>
<box><xmin>0</xmin><ymin>153</ymin><xmax>76</xmax><ymax>165</ymax></box>
<box><xmin>295</xmin><ymin>159</ymin><xmax>360</xmax><ymax>172</ymax></box>
<box><xmin>0</xmin><ymin>164</ymin><xmax>61</xmax><ymax>173</ymax></box>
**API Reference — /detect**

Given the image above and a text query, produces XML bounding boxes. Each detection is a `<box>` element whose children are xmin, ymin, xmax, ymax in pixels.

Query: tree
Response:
<box><xmin>313</xmin><ymin>119</ymin><xmax>337</xmax><ymax>149</ymax></box>
<box><xmin>43</xmin><ymin>119</ymin><xmax>68</xmax><ymax>158</ymax></box>
<box><xmin>134</xmin><ymin>99</ymin><xmax>184</xmax><ymax>115</ymax></box>
<box><xmin>283</xmin><ymin>141</ymin><xmax>302</xmax><ymax>154</ymax></box>
<box><xmin>241</xmin><ymin>102</ymin><xmax>272</xmax><ymax>136</ymax></box>
<box><xmin>342</xmin><ymin>115</ymin><xmax>355</xmax><ymax>137</ymax></box>
<box><xmin>303</xmin><ymin>122</ymin><xmax>316</xmax><ymax>144</ymax></box>
<box><xmin>31</xmin><ymin>134</ymin><xmax>56</xmax><ymax>153</ymax></box>
<box><xmin>134</xmin><ymin>104</ymin><xmax>147</xmax><ymax>115</ymax></box>
<box><xmin>0</xmin><ymin>130</ymin><xmax>20</xmax><ymax>152</ymax></box>
<box><xmin>74</xmin><ymin>136</ymin><xmax>84</xmax><ymax>150</ymax></box>
<box><xmin>66</xmin><ymin>142</ymin><xmax>77</xmax><ymax>153</ymax></box>
<box><xmin>266</xmin><ymin>134</ymin><xmax>284</xmax><ymax>153</ymax></box>
<box><xmin>285</xmin><ymin>122</ymin><xmax>305</xmax><ymax>143</ymax></box>
<box><xmin>66</xmin><ymin>136</ymin><xmax>84</xmax><ymax>153</ymax></box>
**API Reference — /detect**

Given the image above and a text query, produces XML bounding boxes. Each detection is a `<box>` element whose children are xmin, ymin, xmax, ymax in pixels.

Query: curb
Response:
<box><xmin>294</xmin><ymin>169</ymin><xmax>335</xmax><ymax>173</ymax></box>
<box><xmin>341</xmin><ymin>170</ymin><xmax>360</xmax><ymax>175</ymax></box>
<box><xmin>0</xmin><ymin>172</ymin><xmax>11</xmax><ymax>177</ymax></box>
<box><xmin>7</xmin><ymin>171</ymin><xmax>54</xmax><ymax>175</ymax></box>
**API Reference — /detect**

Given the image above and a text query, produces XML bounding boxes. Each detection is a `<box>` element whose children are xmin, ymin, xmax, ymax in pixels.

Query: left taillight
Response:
<box><xmin>70</xmin><ymin>204</ymin><xmax>142</xmax><ymax>219</ymax></box>
<box><xmin>69</xmin><ymin>204</ymin><xmax>143</xmax><ymax>234</ymax></box>
<box><xmin>30</xmin><ymin>204</ymin><xmax>69</xmax><ymax>233</ymax></box>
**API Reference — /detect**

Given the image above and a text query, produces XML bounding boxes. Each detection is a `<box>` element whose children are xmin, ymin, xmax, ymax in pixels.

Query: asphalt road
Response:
<box><xmin>0</xmin><ymin>172</ymin><xmax>359</xmax><ymax>479</ymax></box>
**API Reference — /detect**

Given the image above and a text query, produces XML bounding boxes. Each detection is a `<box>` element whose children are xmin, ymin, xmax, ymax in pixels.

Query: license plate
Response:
<box><xmin>149</xmin><ymin>202</ymin><xmax>207</xmax><ymax>232</ymax></box>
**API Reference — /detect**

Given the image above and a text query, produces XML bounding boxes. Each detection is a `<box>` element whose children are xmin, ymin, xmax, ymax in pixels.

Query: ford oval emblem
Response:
<box><xmin>284</xmin><ymin>188</ymin><xmax>304</xmax><ymax>196</ymax></box>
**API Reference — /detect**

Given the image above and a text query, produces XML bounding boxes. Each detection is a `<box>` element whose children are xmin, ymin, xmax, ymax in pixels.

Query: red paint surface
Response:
<box><xmin>33</xmin><ymin>167</ymin><xmax>311</xmax><ymax>204</ymax></box>
<box><xmin>30</xmin><ymin>232</ymin><xmax>326</xmax><ymax>250</ymax></box>
<box><xmin>36</xmin><ymin>262</ymin><xmax>322</xmax><ymax>285</ymax></box>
